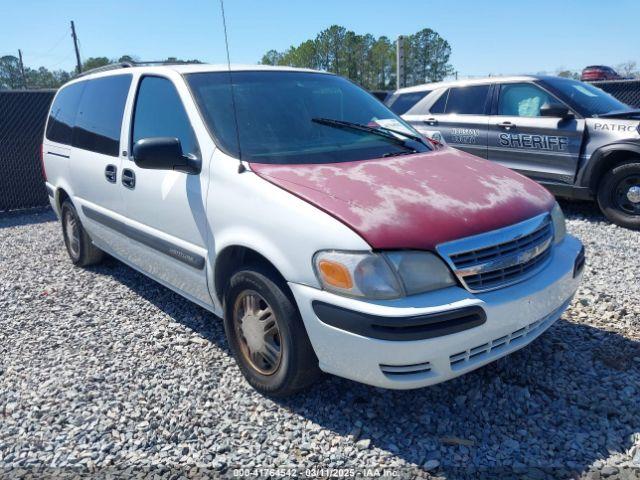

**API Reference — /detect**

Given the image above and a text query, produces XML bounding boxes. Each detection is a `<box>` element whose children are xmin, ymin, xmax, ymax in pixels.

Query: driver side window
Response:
<box><xmin>498</xmin><ymin>83</ymin><xmax>555</xmax><ymax>117</ymax></box>
<box><xmin>132</xmin><ymin>76</ymin><xmax>199</xmax><ymax>156</ymax></box>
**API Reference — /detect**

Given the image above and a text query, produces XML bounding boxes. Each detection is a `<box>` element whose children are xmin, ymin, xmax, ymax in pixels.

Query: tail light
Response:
<box><xmin>40</xmin><ymin>144</ymin><xmax>47</xmax><ymax>181</ymax></box>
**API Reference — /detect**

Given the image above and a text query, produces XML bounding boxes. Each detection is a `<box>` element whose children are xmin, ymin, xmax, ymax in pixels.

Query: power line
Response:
<box><xmin>24</xmin><ymin>31</ymin><xmax>69</xmax><ymax>62</ymax></box>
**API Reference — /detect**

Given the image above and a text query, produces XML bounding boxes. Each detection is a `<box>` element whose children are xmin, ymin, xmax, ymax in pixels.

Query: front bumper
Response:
<box><xmin>289</xmin><ymin>235</ymin><xmax>584</xmax><ymax>389</ymax></box>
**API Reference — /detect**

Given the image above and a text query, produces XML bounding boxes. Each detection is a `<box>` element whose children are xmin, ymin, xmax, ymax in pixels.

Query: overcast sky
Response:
<box><xmin>2</xmin><ymin>0</ymin><xmax>638</xmax><ymax>76</ymax></box>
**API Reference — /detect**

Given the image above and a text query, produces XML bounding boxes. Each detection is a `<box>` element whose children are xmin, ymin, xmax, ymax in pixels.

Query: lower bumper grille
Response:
<box><xmin>449</xmin><ymin>298</ymin><xmax>570</xmax><ymax>370</ymax></box>
<box><xmin>380</xmin><ymin>361</ymin><xmax>432</xmax><ymax>376</ymax></box>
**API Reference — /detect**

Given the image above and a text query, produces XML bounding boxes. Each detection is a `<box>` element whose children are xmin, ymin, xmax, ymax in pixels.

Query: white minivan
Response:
<box><xmin>43</xmin><ymin>63</ymin><xmax>585</xmax><ymax>396</ymax></box>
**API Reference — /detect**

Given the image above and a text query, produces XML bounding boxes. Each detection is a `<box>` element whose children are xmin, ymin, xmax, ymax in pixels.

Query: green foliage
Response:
<box><xmin>82</xmin><ymin>57</ymin><xmax>111</xmax><ymax>71</ymax></box>
<box><xmin>557</xmin><ymin>69</ymin><xmax>580</xmax><ymax>80</ymax></box>
<box><xmin>0</xmin><ymin>55</ymin><xmax>23</xmax><ymax>89</ymax></box>
<box><xmin>0</xmin><ymin>55</ymin><xmax>201</xmax><ymax>90</ymax></box>
<box><xmin>260</xmin><ymin>25</ymin><xmax>455</xmax><ymax>89</ymax></box>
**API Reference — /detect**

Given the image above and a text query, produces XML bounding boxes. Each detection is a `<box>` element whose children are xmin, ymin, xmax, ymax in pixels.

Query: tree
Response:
<box><xmin>81</xmin><ymin>57</ymin><xmax>111</xmax><ymax>71</ymax></box>
<box><xmin>261</xmin><ymin>50</ymin><xmax>283</xmax><ymax>66</ymax></box>
<box><xmin>557</xmin><ymin>69</ymin><xmax>579</xmax><ymax>80</ymax></box>
<box><xmin>0</xmin><ymin>55</ymin><xmax>23</xmax><ymax>89</ymax></box>
<box><xmin>616</xmin><ymin>61</ymin><xmax>638</xmax><ymax>78</ymax></box>
<box><xmin>403</xmin><ymin>28</ymin><xmax>455</xmax><ymax>85</ymax></box>
<box><xmin>259</xmin><ymin>26</ymin><xmax>454</xmax><ymax>90</ymax></box>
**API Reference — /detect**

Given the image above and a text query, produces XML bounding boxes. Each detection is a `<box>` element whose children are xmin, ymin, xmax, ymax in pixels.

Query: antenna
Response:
<box><xmin>219</xmin><ymin>0</ymin><xmax>245</xmax><ymax>173</ymax></box>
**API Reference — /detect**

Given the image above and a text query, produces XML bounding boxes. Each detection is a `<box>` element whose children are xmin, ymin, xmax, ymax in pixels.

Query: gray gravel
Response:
<box><xmin>0</xmin><ymin>202</ymin><xmax>638</xmax><ymax>479</ymax></box>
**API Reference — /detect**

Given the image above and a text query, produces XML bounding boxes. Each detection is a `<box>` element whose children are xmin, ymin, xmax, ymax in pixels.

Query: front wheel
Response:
<box><xmin>597</xmin><ymin>162</ymin><xmax>640</xmax><ymax>230</ymax></box>
<box><xmin>223</xmin><ymin>266</ymin><xmax>321</xmax><ymax>397</ymax></box>
<box><xmin>61</xmin><ymin>200</ymin><xmax>104</xmax><ymax>266</ymax></box>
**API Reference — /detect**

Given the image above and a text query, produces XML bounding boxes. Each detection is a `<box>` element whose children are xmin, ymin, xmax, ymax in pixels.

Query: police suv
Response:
<box><xmin>389</xmin><ymin>76</ymin><xmax>640</xmax><ymax>229</ymax></box>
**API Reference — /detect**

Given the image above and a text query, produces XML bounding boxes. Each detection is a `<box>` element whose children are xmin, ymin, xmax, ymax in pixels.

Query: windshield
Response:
<box><xmin>186</xmin><ymin>71</ymin><xmax>429</xmax><ymax>164</ymax></box>
<box><xmin>544</xmin><ymin>77</ymin><xmax>630</xmax><ymax>116</ymax></box>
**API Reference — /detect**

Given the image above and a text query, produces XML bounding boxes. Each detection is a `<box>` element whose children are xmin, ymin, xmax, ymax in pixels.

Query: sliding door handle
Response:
<box><xmin>121</xmin><ymin>168</ymin><xmax>136</xmax><ymax>189</ymax></box>
<box><xmin>105</xmin><ymin>164</ymin><xmax>117</xmax><ymax>183</ymax></box>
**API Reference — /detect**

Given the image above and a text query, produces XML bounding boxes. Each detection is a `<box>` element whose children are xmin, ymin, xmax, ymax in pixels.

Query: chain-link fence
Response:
<box><xmin>1</xmin><ymin>81</ymin><xmax>640</xmax><ymax>213</ymax></box>
<box><xmin>0</xmin><ymin>90</ymin><xmax>55</xmax><ymax>212</ymax></box>
<box><xmin>591</xmin><ymin>79</ymin><xmax>640</xmax><ymax>108</ymax></box>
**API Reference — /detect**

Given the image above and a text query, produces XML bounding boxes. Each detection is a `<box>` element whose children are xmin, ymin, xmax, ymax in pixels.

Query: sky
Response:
<box><xmin>1</xmin><ymin>0</ymin><xmax>638</xmax><ymax>77</ymax></box>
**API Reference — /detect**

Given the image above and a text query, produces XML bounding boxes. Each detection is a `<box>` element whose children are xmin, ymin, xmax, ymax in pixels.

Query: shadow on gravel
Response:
<box><xmin>275</xmin><ymin>319</ymin><xmax>640</xmax><ymax>479</ymax></box>
<box><xmin>92</xmin><ymin>254</ymin><xmax>640</xmax><ymax>479</ymax></box>
<box><xmin>558</xmin><ymin>198</ymin><xmax>607</xmax><ymax>224</ymax></box>
<box><xmin>0</xmin><ymin>207</ymin><xmax>56</xmax><ymax>229</ymax></box>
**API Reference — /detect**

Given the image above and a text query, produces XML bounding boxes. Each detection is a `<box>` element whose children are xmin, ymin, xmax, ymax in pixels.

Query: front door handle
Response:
<box><xmin>424</xmin><ymin>117</ymin><xmax>438</xmax><ymax>126</ymax></box>
<box><xmin>105</xmin><ymin>164</ymin><xmax>117</xmax><ymax>183</ymax></box>
<box><xmin>122</xmin><ymin>168</ymin><xmax>136</xmax><ymax>189</ymax></box>
<box><xmin>497</xmin><ymin>121</ymin><xmax>516</xmax><ymax>131</ymax></box>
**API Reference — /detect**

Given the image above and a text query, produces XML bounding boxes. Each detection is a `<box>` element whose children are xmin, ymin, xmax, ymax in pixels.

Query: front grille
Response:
<box><xmin>437</xmin><ymin>213</ymin><xmax>554</xmax><ymax>293</ymax></box>
<box><xmin>463</xmin><ymin>246</ymin><xmax>552</xmax><ymax>291</ymax></box>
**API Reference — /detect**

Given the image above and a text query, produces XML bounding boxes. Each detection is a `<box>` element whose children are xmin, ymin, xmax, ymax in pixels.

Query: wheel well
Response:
<box><xmin>57</xmin><ymin>188</ymin><xmax>70</xmax><ymax>211</ymax></box>
<box><xmin>214</xmin><ymin>246</ymin><xmax>289</xmax><ymax>305</ymax></box>
<box><xmin>589</xmin><ymin>150</ymin><xmax>640</xmax><ymax>192</ymax></box>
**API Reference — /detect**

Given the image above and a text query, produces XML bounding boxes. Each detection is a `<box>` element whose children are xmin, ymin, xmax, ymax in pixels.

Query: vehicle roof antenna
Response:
<box><xmin>219</xmin><ymin>0</ymin><xmax>245</xmax><ymax>173</ymax></box>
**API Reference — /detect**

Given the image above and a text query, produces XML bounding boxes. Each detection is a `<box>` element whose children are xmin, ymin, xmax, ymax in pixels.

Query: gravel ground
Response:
<box><xmin>0</xmin><ymin>202</ymin><xmax>638</xmax><ymax>479</ymax></box>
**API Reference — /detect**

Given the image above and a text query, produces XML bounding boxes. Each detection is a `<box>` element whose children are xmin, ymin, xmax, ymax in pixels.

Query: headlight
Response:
<box><xmin>313</xmin><ymin>250</ymin><xmax>456</xmax><ymax>299</ymax></box>
<box><xmin>550</xmin><ymin>201</ymin><xmax>566</xmax><ymax>244</ymax></box>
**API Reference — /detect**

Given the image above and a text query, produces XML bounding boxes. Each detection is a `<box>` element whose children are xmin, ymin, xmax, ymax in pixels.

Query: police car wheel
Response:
<box><xmin>597</xmin><ymin>162</ymin><xmax>640</xmax><ymax>230</ymax></box>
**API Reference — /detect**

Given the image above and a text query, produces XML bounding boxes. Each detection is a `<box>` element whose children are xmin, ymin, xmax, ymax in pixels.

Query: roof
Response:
<box><xmin>67</xmin><ymin>63</ymin><xmax>327</xmax><ymax>85</ymax></box>
<box><xmin>392</xmin><ymin>75</ymin><xmax>560</xmax><ymax>94</ymax></box>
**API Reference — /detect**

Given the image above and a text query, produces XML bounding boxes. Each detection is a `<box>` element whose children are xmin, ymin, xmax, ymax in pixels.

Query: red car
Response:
<box><xmin>581</xmin><ymin>65</ymin><xmax>622</xmax><ymax>81</ymax></box>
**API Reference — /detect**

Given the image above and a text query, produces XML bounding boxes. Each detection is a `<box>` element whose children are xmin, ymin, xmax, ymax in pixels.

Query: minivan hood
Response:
<box><xmin>251</xmin><ymin>148</ymin><xmax>555</xmax><ymax>250</ymax></box>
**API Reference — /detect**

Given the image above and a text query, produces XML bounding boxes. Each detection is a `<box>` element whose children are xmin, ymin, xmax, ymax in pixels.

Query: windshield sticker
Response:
<box><xmin>423</xmin><ymin>130</ymin><xmax>445</xmax><ymax>144</ymax></box>
<box><xmin>451</xmin><ymin>128</ymin><xmax>480</xmax><ymax>145</ymax></box>
<box><xmin>373</xmin><ymin>118</ymin><xmax>413</xmax><ymax>134</ymax></box>
<box><xmin>593</xmin><ymin>122</ymin><xmax>638</xmax><ymax>132</ymax></box>
<box><xmin>498</xmin><ymin>133</ymin><xmax>568</xmax><ymax>152</ymax></box>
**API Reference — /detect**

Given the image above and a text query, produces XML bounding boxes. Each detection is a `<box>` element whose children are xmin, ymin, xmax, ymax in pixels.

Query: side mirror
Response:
<box><xmin>132</xmin><ymin>137</ymin><xmax>200</xmax><ymax>174</ymax></box>
<box><xmin>540</xmin><ymin>102</ymin><xmax>573</xmax><ymax>119</ymax></box>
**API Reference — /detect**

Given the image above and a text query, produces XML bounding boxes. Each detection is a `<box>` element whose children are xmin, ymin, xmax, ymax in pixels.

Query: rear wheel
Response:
<box><xmin>597</xmin><ymin>162</ymin><xmax>640</xmax><ymax>230</ymax></box>
<box><xmin>223</xmin><ymin>266</ymin><xmax>321</xmax><ymax>397</ymax></box>
<box><xmin>61</xmin><ymin>200</ymin><xmax>104</xmax><ymax>266</ymax></box>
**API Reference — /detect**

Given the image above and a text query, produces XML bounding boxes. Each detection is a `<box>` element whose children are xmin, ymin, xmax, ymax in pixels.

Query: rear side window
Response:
<box><xmin>429</xmin><ymin>90</ymin><xmax>448</xmax><ymax>114</ymax></box>
<box><xmin>73</xmin><ymin>75</ymin><xmax>132</xmax><ymax>156</ymax></box>
<box><xmin>387</xmin><ymin>91</ymin><xmax>429</xmax><ymax>115</ymax></box>
<box><xmin>46</xmin><ymin>82</ymin><xmax>85</xmax><ymax>145</ymax></box>
<box><xmin>444</xmin><ymin>85</ymin><xmax>490</xmax><ymax>115</ymax></box>
<box><xmin>132</xmin><ymin>76</ymin><xmax>198</xmax><ymax>156</ymax></box>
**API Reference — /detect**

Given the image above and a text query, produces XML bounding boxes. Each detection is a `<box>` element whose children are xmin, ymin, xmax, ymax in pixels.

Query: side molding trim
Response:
<box><xmin>82</xmin><ymin>206</ymin><xmax>205</xmax><ymax>270</ymax></box>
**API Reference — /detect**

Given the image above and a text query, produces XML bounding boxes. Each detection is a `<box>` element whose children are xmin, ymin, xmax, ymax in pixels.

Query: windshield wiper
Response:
<box><xmin>311</xmin><ymin>118</ymin><xmax>420</xmax><ymax>150</ymax></box>
<box><xmin>597</xmin><ymin>109</ymin><xmax>640</xmax><ymax>118</ymax></box>
<box><xmin>373</xmin><ymin>125</ymin><xmax>430</xmax><ymax>147</ymax></box>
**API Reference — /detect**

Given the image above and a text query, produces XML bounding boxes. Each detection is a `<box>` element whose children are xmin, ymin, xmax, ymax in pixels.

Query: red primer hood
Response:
<box><xmin>251</xmin><ymin>148</ymin><xmax>555</xmax><ymax>250</ymax></box>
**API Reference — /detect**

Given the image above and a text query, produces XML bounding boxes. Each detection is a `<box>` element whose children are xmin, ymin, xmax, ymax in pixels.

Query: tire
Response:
<box><xmin>597</xmin><ymin>162</ymin><xmax>640</xmax><ymax>230</ymax></box>
<box><xmin>223</xmin><ymin>265</ymin><xmax>322</xmax><ymax>397</ymax></box>
<box><xmin>60</xmin><ymin>200</ymin><xmax>104</xmax><ymax>267</ymax></box>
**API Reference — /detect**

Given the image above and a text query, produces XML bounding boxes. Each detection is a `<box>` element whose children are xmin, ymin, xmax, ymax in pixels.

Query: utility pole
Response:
<box><xmin>396</xmin><ymin>35</ymin><xmax>405</xmax><ymax>90</ymax></box>
<box><xmin>70</xmin><ymin>20</ymin><xmax>82</xmax><ymax>74</ymax></box>
<box><xmin>18</xmin><ymin>49</ymin><xmax>27</xmax><ymax>89</ymax></box>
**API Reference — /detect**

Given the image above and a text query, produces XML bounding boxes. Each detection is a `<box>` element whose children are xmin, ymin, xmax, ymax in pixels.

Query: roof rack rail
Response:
<box><xmin>75</xmin><ymin>62</ymin><xmax>134</xmax><ymax>78</ymax></box>
<box><xmin>75</xmin><ymin>60</ymin><xmax>201</xmax><ymax>78</ymax></box>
